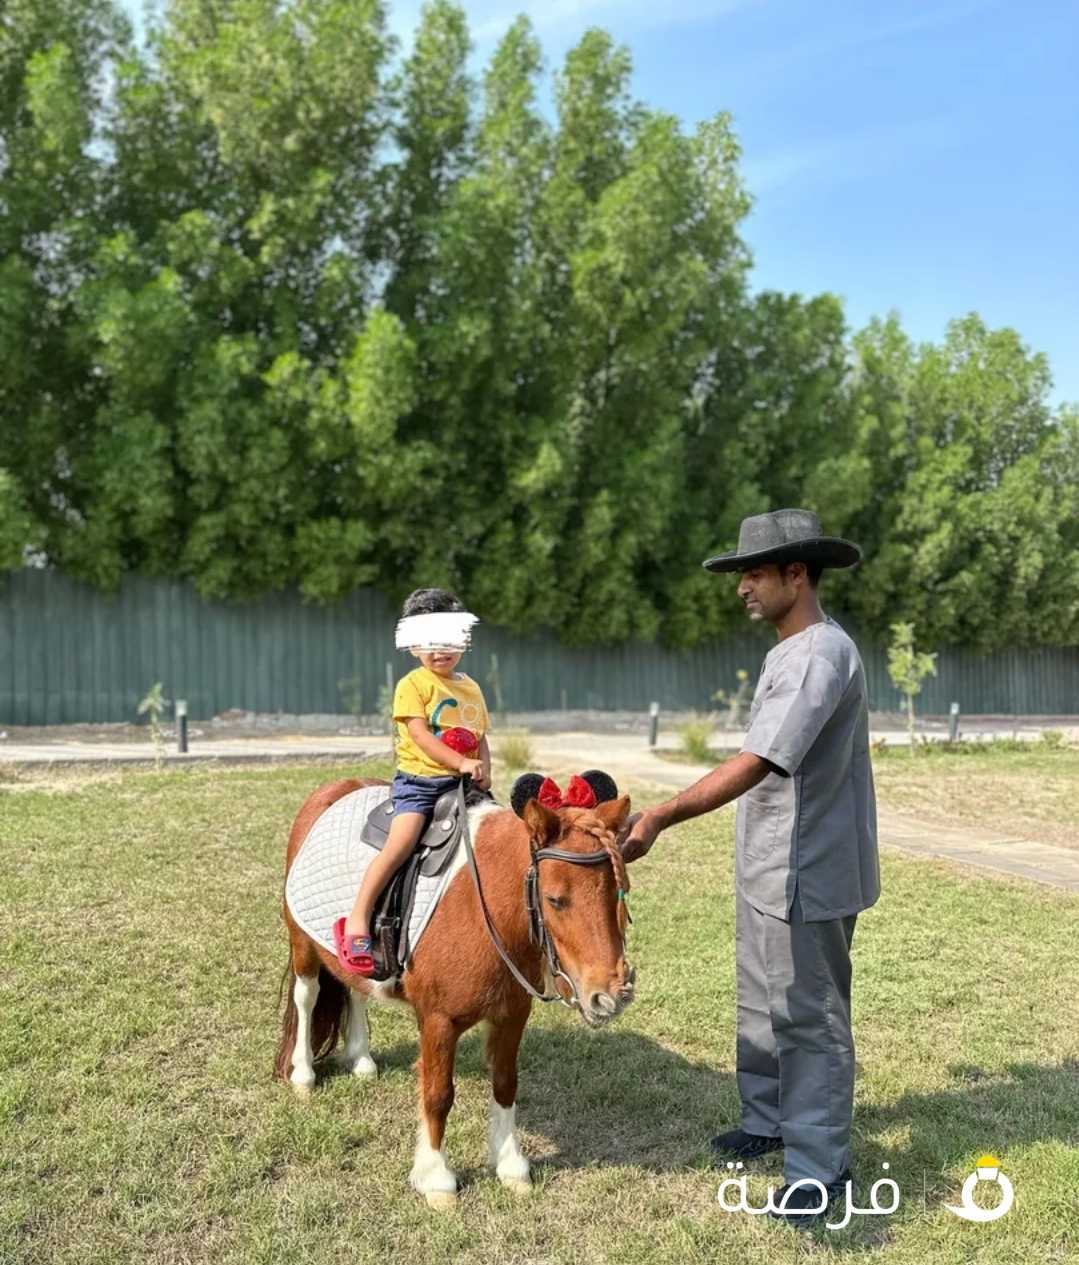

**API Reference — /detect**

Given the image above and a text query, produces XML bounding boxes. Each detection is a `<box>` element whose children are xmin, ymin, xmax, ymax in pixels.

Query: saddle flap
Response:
<box><xmin>359</xmin><ymin>785</ymin><xmax>463</xmax><ymax>856</ymax></box>
<box><xmin>358</xmin><ymin>797</ymin><xmax>397</xmax><ymax>848</ymax></box>
<box><xmin>421</xmin><ymin>786</ymin><xmax>462</xmax><ymax>854</ymax></box>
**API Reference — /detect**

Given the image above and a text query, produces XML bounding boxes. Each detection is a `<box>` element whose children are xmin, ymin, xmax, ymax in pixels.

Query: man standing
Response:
<box><xmin>620</xmin><ymin>508</ymin><xmax>880</xmax><ymax>1229</ymax></box>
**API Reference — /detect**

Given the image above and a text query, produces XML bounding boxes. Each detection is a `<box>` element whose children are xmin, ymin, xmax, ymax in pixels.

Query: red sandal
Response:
<box><xmin>333</xmin><ymin>918</ymin><xmax>377</xmax><ymax>976</ymax></box>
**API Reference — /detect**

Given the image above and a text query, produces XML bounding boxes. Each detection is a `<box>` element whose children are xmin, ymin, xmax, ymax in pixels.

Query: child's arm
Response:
<box><xmin>405</xmin><ymin>717</ymin><xmax>484</xmax><ymax>777</ymax></box>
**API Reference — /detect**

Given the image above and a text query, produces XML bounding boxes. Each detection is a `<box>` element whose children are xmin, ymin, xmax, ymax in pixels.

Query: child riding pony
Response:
<box><xmin>274</xmin><ymin>768</ymin><xmax>635</xmax><ymax>1207</ymax></box>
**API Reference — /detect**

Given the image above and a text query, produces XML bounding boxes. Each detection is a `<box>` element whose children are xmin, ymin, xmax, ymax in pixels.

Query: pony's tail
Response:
<box><xmin>273</xmin><ymin>960</ymin><xmax>350</xmax><ymax>1083</ymax></box>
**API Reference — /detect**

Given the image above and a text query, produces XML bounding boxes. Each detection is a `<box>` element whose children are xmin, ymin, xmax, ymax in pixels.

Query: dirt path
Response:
<box><xmin>4</xmin><ymin>725</ymin><xmax>1077</xmax><ymax>892</ymax></box>
<box><xmin>528</xmin><ymin>732</ymin><xmax>1079</xmax><ymax>893</ymax></box>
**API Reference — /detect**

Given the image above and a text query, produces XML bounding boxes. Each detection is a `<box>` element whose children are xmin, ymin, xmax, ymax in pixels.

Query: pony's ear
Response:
<box><xmin>579</xmin><ymin>769</ymin><xmax>618</xmax><ymax>804</ymax></box>
<box><xmin>522</xmin><ymin>798</ymin><xmax>561</xmax><ymax>852</ymax></box>
<box><xmin>510</xmin><ymin>773</ymin><xmax>546</xmax><ymax>818</ymax></box>
<box><xmin>594</xmin><ymin>794</ymin><xmax>631</xmax><ymax>834</ymax></box>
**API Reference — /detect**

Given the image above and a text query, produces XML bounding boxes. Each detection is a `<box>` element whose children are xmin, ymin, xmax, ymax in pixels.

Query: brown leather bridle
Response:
<box><xmin>458</xmin><ymin>782</ymin><xmax>632</xmax><ymax>1012</ymax></box>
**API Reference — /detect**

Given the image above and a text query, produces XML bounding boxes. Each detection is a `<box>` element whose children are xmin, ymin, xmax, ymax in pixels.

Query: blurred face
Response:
<box><xmin>736</xmin><ymin>563</ymin><xmax>803</xmax><ymax>624</ymax></box>
<box><xmin>412</xmin><ymin>647</ymin><xmax>463</xmax><ymax>677</ymax></box>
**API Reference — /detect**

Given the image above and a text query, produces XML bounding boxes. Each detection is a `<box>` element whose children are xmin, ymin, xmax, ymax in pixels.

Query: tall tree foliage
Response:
<box><xmin>0</xmin><ymin>0</ymin><xmax>130</xmax><ymax>565</ymax></box>
<box><xmin>1</xmin><ymin>1</ymin><xmax>1075</xmax><ymax>652</ymax></box>
<box><xmin>840</xmin><ymin>315</ymin><xmax>1079</xmax><ymax>648</ymax></box>
<box><xmin>660</xmin><ymin>289</ymin><xmax>856</xmax><ymax>644</ymax></box>
<box><xmin>59</xmin><ymin>0</ymin><xmax>395</xmax><ymax>592</ymax></box>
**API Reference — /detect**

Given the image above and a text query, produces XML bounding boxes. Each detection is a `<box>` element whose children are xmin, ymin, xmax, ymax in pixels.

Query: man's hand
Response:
<box><xmin>616</xmin><ymin>753</ymin><xmax>773</xmax><ymax>864</ymax></box>
<box><xmin>619</xmin><ymin>810</ymin><xmax>661</xmax><ymax>864</ymax></box>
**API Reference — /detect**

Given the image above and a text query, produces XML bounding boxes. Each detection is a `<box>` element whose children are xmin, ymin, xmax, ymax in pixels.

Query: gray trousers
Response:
<box><xmin>735</xmin><ymin>884</ymin><xmax>858</xmax><ymax>1183</ymax></box>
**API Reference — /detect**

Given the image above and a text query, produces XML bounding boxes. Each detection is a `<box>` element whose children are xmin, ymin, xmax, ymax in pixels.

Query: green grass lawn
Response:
<box><xmin>2</xmin><ymin>759</ymin><xmax>1077</xmax><ymax>1264</ymax></box>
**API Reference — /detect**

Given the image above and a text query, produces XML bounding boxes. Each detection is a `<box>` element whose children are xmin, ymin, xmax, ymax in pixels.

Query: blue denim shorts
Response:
<box><xmin>391</xmin><ymin>771</ymin><xmax>461</xmax><ymax>817</ymax></box>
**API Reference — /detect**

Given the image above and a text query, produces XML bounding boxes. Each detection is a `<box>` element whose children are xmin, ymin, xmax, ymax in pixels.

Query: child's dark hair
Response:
<box><xmin>401</xmin><ymin>588</ymin><xmax>465</xmax><ymax>617</ymax></box>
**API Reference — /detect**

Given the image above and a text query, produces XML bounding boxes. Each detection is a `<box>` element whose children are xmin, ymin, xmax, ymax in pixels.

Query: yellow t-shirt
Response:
<box><xmin>393</xmin><ymin>666</ymin><xmax>490</xmax><ymax>777</ymax></box>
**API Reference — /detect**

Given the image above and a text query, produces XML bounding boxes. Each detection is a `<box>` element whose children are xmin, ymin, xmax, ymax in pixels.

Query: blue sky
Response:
<box><xmin>121</xmin><ymin>0</ymin><xmax>1078</xmax><ymax>405</ymax></box>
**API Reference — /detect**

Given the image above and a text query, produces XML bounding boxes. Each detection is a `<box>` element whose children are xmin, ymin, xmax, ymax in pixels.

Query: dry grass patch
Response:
<box><xmin>871</xmin><ymin>744</ymin><xmax>1079</xmax><ymax>851</ymax></box>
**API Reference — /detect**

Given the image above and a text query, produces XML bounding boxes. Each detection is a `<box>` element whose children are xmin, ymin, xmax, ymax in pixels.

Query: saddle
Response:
<box><xmin>358</xmin><ymin>782</ymin><xmax>495</xmax><ymax>980</ymax></box>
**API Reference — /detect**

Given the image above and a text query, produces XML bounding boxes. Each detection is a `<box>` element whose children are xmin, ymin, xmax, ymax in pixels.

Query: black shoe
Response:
<box><xmin>768</xmin><ymin>1168</ymin><xmax>853</xmax><ymax>1230</ymax></box>
<box><xmin>709</xmin><ymin>1127</ymin><xmax>784</xmax><ymax>1163</ymax></box>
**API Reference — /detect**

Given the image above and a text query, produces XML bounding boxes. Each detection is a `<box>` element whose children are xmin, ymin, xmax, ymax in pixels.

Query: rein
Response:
<box><xmin>457</xmin><ymin>780</ymin><xmax>630</xmax><ymax>1012</ymax></box>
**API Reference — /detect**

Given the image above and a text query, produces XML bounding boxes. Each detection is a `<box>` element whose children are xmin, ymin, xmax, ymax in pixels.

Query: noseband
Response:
<box><xmin>458</xmin><ymin>783</ymin><xmax>631</xmax><ymax>1012</ymax></box>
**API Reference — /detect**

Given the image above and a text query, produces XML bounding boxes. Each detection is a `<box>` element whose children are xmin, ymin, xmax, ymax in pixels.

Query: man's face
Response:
<box><xmin>736</xmin><ymin>563</ymin><xmax>800</xmax><ymax>623</ymax></box>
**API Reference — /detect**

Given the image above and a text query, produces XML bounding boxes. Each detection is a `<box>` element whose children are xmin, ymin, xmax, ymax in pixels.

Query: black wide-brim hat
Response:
<box><xmin>702</xmin><ymin>508</ymin><xmax>861</xmax><ymax>573</ymax></box>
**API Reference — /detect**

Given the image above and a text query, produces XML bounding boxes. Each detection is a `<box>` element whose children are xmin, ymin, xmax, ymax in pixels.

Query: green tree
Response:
<box><xmin>3</xmin><ymin>0</ymin><xmax>1076</xmax><ymax>661</ymax></box>
<box><xmin>394</xmin><ymin>16</ymin><xmax>553</xmax><ymax>608</ymax></box>
<box><xmin>659</xmin><ymin>289</ymin><xmax>854</xmax><ymax>645</ymax></box>
<box><xmin>383</xmin><ymin>0</ymin><xmax>473</xmax><ymax>325</ymax></box>
<box><xmin>0</xmin><ymin>0</ymin><xmax>131</xmax><ymax>571</ymax></box>
<box><xmin>57</xmin><ymin>0</ymin><xmax>396</xmax><ymax>596</ymax></box>
<box><xmin>887</xmin><ymin>621</ymin><xmax>937</xmax><ymax>750</ymax></box>
<box><xmin>530</xmin><ymin>40</ymin><xmax>752</xmax><ymax>643</ymax></box>
<box><xmin>845</xmin><ymin>314</ymin><xmax>1076</xmax><ymax>650</ymax></box>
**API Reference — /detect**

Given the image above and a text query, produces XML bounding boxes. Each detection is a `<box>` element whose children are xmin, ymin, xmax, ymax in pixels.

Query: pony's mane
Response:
<box><xmin>554</xmin><ymin>807</ymin><xmax>631</xmax><ymax>927</ymax></box>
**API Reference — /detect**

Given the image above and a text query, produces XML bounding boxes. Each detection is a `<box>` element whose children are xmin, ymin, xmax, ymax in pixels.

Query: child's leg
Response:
<box><xmin>344</xmin><ymin>811</ymin><xmax>426</xmax><ymax>939</ymax></box>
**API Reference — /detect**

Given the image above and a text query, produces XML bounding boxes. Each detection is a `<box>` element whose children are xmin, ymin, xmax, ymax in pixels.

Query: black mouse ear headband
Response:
<box><xmin>510</xmin><ymin>769</ymin><xmax>619</xmax><ymax>817</ymax></box>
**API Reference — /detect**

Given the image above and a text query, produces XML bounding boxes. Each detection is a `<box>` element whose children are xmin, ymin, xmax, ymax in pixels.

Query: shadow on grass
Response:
<box><xmin>858</xmin><ymin>1055</ymin><xmax>1079</xmax><ymax>1176</ymax></box>
<box><xmin>802</xmin><ymin>1056</ymin><xmax>1079</xmax><ymax>1251</ymax></box>
<box><xmin>319</xmin><ymin>1017</ymin><xmax>1078</xmax><ymax>1249</ymax></box>
<box><xmin>742</xmin><ymin>1056</ymin><xmax>1079</xmax><ymax>1251</ymax></box>
<box><xmin>331</xmin><ymin>1022</ymin><xmax>736</xmax><ymax>1176</ymax></box>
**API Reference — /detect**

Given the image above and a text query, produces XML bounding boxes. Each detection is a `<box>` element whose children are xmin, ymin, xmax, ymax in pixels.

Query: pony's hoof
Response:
<box><xmin>502</xmin><ymin>1178</ymin><xmax>533</xmax><ymax>1198</ymax></box>
<box><xmin>424</xmin><ymin>1190</ymin><xmax>458</xmax><ymax>1211</ymax></box>
<box><xmin>351</xmin><ymin>1056</ymin><xmax>378</xmax><ymax>1079</ymax></box>
<box><xmin>290</xmin><ymin>1080</ymin><xmax>314</xmax><ymax>1099</ymax></box>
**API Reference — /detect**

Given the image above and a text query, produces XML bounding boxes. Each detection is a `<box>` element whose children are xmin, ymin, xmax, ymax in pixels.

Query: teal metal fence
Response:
<box><xmin>1</xmin><ymin>568</ymin><xmax>1077</xmax><ymax>724</ymax></box>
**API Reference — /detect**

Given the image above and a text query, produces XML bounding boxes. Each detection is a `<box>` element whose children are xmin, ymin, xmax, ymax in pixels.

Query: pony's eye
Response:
<box><xmin>546</xmin><ymin>895</ymin><xmax>567</xmax><ymax>911</ymax></box>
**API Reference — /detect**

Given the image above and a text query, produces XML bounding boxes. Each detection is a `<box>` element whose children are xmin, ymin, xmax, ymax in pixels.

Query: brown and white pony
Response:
<box><xmin>273</xmin><ymin>776</ymin><xmax>634</xmax><ymax>1207</ymax></box>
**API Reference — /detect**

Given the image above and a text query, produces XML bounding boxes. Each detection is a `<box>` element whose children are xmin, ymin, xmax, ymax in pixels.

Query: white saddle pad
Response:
<box><xmin>285</xmin><ymin>783</ymin><xmax>471</xmax><ymax>961</ymax></box>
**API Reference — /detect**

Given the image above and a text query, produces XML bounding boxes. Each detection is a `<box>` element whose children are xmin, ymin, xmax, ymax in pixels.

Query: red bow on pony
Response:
<box><xmin>535</xmin><ymin>774</ymin><xmax>597</xmax><ymax>810</ymax></box>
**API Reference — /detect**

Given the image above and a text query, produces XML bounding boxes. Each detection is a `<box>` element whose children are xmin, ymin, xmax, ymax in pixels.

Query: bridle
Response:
<box><xmin>457</xmin><ymin>780</ymin><xmax>632</xmax><ymax>1012</ymax></box>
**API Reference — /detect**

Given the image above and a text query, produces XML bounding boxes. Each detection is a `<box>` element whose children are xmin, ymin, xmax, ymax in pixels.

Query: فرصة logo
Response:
<box><xmin>943</xmin><ymin>1155</ymin><xmax>1014</xmax><ymax>1223</ymax></box>
<box><xmin>716</xmin><ymin>1161</ymin><xmax>900</xmax><ymax>1229</ymax></box>
<box><xmin>715</xmin><ymin>1152</ymin><xmax>1016</xmax><ymax>1229</ymax></box>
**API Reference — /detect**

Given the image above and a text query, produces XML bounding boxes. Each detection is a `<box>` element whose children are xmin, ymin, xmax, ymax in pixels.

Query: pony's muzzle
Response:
<box><xmin>581</xmin><ymin>991</ymin><xmax>621</xmax><ymax>1027</ymax></box>
<box><xmin>583</xmin><ymin>962</ymin><xmax>635</xmax><ymax>1025</ymax></box>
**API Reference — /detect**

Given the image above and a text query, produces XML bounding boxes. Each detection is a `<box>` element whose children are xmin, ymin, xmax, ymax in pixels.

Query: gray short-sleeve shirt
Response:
<box><xmin>735</xmin><ymin>616</ymin><xmax>880</xmax><ymax>921</ymax></box>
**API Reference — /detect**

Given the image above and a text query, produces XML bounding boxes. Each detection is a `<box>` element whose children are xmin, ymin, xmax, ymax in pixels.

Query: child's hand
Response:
<box><xmin>459</xmin><ymin>757</ymin><xmax>484</xmax><ymax>779</ymax></box>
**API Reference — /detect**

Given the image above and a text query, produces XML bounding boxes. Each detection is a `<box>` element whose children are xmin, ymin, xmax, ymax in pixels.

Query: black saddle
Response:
<box><xmin>359</xmin><ymin>782</ymin><xmax>496</xmax><ymax>980</ymax></box>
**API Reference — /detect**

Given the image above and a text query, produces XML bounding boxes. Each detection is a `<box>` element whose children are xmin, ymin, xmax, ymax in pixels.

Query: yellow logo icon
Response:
<box><xmin>945</xmin><ymin>1154</ymin><xmax>1013</xmax><ymax>1222</ymax></box>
